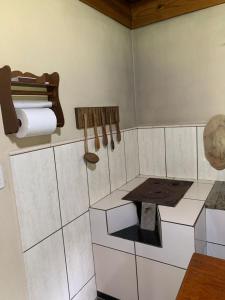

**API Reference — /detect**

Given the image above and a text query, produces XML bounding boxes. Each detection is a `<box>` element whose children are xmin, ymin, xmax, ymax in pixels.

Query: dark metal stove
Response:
<box><xmin>122</xmin><ymin>178</ymin><xmax>193</xmax><ymax>207</ymax></box>
<box><xmin>111</xmin><ymin>178</ymin><xmax>193</xmax><ymax>247</ymax></box>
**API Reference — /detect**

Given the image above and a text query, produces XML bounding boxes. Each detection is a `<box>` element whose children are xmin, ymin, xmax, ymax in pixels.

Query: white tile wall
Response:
<box><xmin>197</xmin><ymin>127</ymin><xmax>225</xmax><ymax>181</ymax></box>
<box><xmin>137</xmin><ymin>257</ymin><xmax>185</xmax><ymax>300</ymax></box>
<box><xmin>206</xmin><ymin>209</ymin><xmax>225</xmax><ymax>245</ymax></box>
<box><xmin>106</xmin><ymin>203</ymin><xmax>138</xmax><ymax>234</ymax></box>
<box><xmin>207</xmin><ymin>242</ymin><xmax>225</xmax><ymax>260</ymax></box>
<box><xmin>195</xmin><ymin>240</ymin><xmax>207</xmax><ymax>255</ymax></box>
<box><xmin>24</xmin><ymin>231</ymin><xmax>68</xmax><ymax>300</ymax></box>
<box><xmin>138</xmin><ymin>128</ymin><xmax>166</xmax><ymax>176</ymax></box>
<box><xmin>119</xmin><ymin>177</ymin><xmax>147</xmax><ymax>192</ymax></box>
<box><xmin>165</xmin><ymin>127</ymin><xmax>197</xmax><ymax>179</ymax></box>
<box><xmin>195</xmin><ymin>208</ymin><xmax>206</xmax><ymax>242</ymax></box>
<box><xmin>108</xmin><ymin>133</ymin><xmax>126</xmax><ymax>191</ymax></box>
<box><xmin>93</xmin><ymin>244</ymin><xmax>138</xmax><ymax>300</ymax></box>
<box><xmin>124</xmin><ymin>129</ymin><xmax>139</xmax><ymax>181</ymax></box>
<box><xmin>183</xmin><ymin>182</ymin><xmax>214</xmax><ymax>201</ymax></box>
<box><xmin>90</xmin><ymin>208</ymin><xmax>135</xmax><ymax>254</ymax></box>
<box><xmin>159</xmin><ymin>198</ymin><xmax>204</xmax><ymax>226</ymax></box>
<box><xmin>91</xmin><ymin>190</ymin><xmax>129</xmax><ymax>210</ymax></box>
<box><xmin>73</xmin><ymin>277</ymin><xmax>97</xmax><ymax>300</ymax></box>
<box><xmin>13</xmin><ymin>126</ymin><xmax>222</xmax><ymax>300</ymax></box>
<box><xmin>10</xmin><ymin>148</ymin><xmax>61</xmax><ymax>251</ymax></box>
<box><xmin>136</xmin><ymin>221</ymin><xmax>195</xmax><ymax>268</ymax></box>
<box><xmin>54</xmin><ymin>142</ymin><xmax>89</xmax><ymax>225</ymax></box>
<box><xmin>87</xmin><ymin>139</ymin><xmax>110</xmax><ymax>205</ymax></box>
<box><xmin>63</xmin><ymin>212</ymin><xmax>94</xmax><ymax>298</ymax></box>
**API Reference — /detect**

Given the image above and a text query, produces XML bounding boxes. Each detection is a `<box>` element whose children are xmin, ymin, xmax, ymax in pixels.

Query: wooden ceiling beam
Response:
<box><xmin>80</xmin><ymin>0</ymin><xmax>225</xmax><ymax>29</ymax></box>
<box><xmin>131</xmin><ymin>0</ymin><xmax>225</xmax><ymax>28</ymax></box>
<box><xmin>79</xmin><ymin>0</ymin><xmax>132</xmax><ymax>28</ymax></box>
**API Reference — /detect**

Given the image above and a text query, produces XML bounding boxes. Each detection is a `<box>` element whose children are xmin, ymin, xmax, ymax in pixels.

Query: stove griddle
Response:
<box><xmin>122</xmin><ymin>178</ymin><xmax>193</xmax><ymax>207</ymax></box>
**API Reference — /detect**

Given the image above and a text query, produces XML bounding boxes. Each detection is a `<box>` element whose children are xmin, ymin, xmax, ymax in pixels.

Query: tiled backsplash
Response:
<box><xmin>10</xmin><ymin>128</ymin><xmax>139</xmax><ymax>300</ymax></box>
<box><xmin>9</xmin><ymin>124</ymin><xmax>225</xmax><ymax>300</ymax></box>
<box><xmin>138</xmin><ymin>126</ymin><xmax>225</xmax><ymax>181</ymax></box>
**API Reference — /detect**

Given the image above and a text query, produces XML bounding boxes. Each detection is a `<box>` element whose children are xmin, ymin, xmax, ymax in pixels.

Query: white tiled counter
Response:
<box><xmin>90</xmin><ymin>176</ymin><xmax>214</xmax><ymax>300</ymax></box>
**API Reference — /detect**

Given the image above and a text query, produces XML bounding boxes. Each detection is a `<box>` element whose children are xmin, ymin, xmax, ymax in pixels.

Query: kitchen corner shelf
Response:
<box><xmin>0</xmin><ymin>65</ymin><xmax>64</xmax><ymax>135</ymax></box>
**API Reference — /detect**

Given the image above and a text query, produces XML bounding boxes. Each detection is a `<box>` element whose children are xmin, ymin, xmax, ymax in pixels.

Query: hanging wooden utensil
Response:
<box><xmin>93</xmin><ymin>111</ymin><xmax>100</xmax><ymax>151</ymax></box>
<box><xmin>115</xmin><ymin>109</ymin><xmax>121</xmax><ymax>142</ymax></box>
<box><xmin>83</xmin><ymin>113</ymin><xmax>99</xmax><ymax>164</ymax></box>
<box><xmin>109</xmin><ymin>110</ymin><xmax>115</xmax><ymax>150</ymax></box>
<box><xmin>101</xmin><ymin>109</ymin><xmax>108</xmax><ymax>146</ymax></box>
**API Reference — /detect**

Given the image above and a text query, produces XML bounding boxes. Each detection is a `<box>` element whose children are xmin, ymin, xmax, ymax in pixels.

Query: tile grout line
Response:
<box><xmin>106</xmin><ymin>142</ymin><xmax>112</xmax><ymax>193</ymax></box>
<box><xmin>85</xmin><ymin>156</ymin><xmax>92</xmax><ymax>208</ymax></box>
<box><xmin>23</xmin><ymin>227</ymin><xmax>62</xmax><ymax>253</ymax></box>
<box><xmin>53</xmin><ymin>148</ymin><xmax>71</xmax><ymax>300</ymax></box>
<box><xmin>164</xmin><ymin>128</ymin><xmax>168</xmax><ymax>178</ymax></box>
<box><xmin>93</xmin><ymin>243</ymin><xmax>186</xmax><ymax>270</ymax></box>
<box><xmin>9</xmin><ymin>128</ymin><xmax>136</xmax><ymax>156</ymax></box>
<box><xmin>70</xmin><ymin>275</ymin><xmax>96</xmax><ymax>300</ymax></box>
<box><xmin>123</xmin><ymin>131</ymin><xmax>128</xmax><ymax>183</ymax></box>
<box><xmin>196</xmin><ymin>127</ymin><xmax>199</xmax><ymax>180</ymax></box>
<box><xmin>131</xmin><ymin>30</ymin><xmax>138</xmax><ymax>128</ymax></box>
<box><xmin>134</xmin><ymin>243</ymin><xmax>140</xmax><ymax>300</ymax></box>
<box><xmin>88</xmin><ymin>212</ymin><xmax>98</xmax><ymax>298</ymax></box>
<box><xmin>136</xmin><ymin>129</ymin><xmax>141</xmax><ymax>176</ymax></box>
<box><xmin>92</xmin><ymin>242</ymin><xmax>135</xmax><ymax>256</ymax></box>
<box><xmin>207</xmin><ymin>240</ymin><xmax>225</xmax><ymax>248</ymax></box>
<box><xmin>63</xmin><ymin>210</ymin><xmax>90</xmax><ymax>229</ymax></box>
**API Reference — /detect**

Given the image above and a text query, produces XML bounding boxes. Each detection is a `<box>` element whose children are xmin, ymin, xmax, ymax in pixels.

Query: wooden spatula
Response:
<box><xmin>83</xmin><ymin>113</ymin><xmax>99</xmax><ymax>164</ymax></box>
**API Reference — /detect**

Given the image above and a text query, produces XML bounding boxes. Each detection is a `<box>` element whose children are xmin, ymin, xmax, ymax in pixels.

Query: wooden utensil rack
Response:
<box><xmin>0</xmin><ymin>65</ymin><xmax>64</xmax><ymax>135</ymax></box>
<box><xmin>75</xmin><ymin>106</ymin><xmax>119</xmax><ymax>129</ymax></box>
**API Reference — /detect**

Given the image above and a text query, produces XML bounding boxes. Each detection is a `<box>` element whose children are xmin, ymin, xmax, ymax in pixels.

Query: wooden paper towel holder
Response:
<box><xmin>0</xmin><ymin>65</ymin><xmax>64</xmax><ymax>135</ymax></box>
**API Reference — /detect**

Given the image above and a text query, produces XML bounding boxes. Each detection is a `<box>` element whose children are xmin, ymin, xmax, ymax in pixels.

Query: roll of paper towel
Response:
<box><xmin>16</xmin><ymin>108</ymin><xmax>57</xmax><ymax>138</ymax></box>
<box><xmin>13</xmin><ymin>100</ymin><xmax>52</xmax><ymax>109</ymax></box>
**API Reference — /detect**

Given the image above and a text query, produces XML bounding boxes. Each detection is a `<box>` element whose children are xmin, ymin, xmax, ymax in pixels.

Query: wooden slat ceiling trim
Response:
<box><xmin>80</xmin><ymin>0</ymin><xmax>225</xmax><ymax>28</ymax></box>
<box><xmin>80</xmin><ymin>0</ymin><xmax>131</xmax><ymax>28</ymax></box>
<box><xmin>131</xmin><ymin>0</ymin><xmax>225</xmax><ymax>28</ymax></box>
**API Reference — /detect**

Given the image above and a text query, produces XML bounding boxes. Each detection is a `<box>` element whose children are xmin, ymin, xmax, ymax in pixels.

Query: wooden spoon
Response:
<box><xmin>101</xmin><ymin>109</ymin><xmax>108</xmax><ymax>146</ymax></box>
<box><xmin>109</xmin><ymin>111</ymin><xmax>115</xmax><ymax>150</ymax></box>
<box><xmin>83</xmin><ymin>113</ymin><xmax>99</xmax><ymax>164</ymax></box>
<box><xmin>93</xmin><ymin>111</ymin><xmax>100</xmax><ymax>150</ymax></box>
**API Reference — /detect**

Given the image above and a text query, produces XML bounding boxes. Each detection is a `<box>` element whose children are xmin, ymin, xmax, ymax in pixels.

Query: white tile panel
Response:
<box><xmin>73</xmin><ymin>278</ymin><xmax>96</xmax><ymax>300</ymax></box>
<box><xmin>54</xmin><ymin>142</ymin><xmax>89</xmax><ymax>225</ymax></box>
<box><xmin>184</xmin><ymin>182</ymin><xmax>213</xmax><ymax>201</ymax></box>
<box><xmin>93</xmin><ymin>244</ymin><xmax>138</xmax><ymax>300</ymax></box>
<box><xmin>138</xmin><ymin>128</ymin><xmax>166</xmax><ymax>177</ymax></box>
<box><xmin>207</xmin><ymin>242</ymin><xmax>225</xmax><ymax>260</ymax></box>
<box><xmin>119</xmin><ymin>177</ymin><xmax>147</xmax><ymax>192</ymax></box>
<box><xmin>107</xmin><ymin>203</ymin><xmax>138</xmax><ymax>234</ymax></box>
<box><xmin>136</xmin><ymin>221</ymin><xmax>195</xmax><ymax>268</ymax></box>
<box><xmin>91</xmin><ymin>190</ymin><xmax>130</xmax><ymax>210</ymax></box>
<box><xmin>10</xmin><ymin>148</ymin><xmax>61</xmax><ymax>250</ymax></box>
<box><xmin>137</xmin><ymin>256</ymin><xmax>185</xmax><ymax>300</ymax></box>
<box><xmin>90</xmin><ymin>209</ymin><xmax>135</xmax><ymax>254</ymax></box>
<box><xmin>108</xmin><ymin>133</ymin><xmax>126</xmax><ymax>191</ymax></box>
<box><xmin>124</xmin><ymin>129</ymin><xmax>139</xmax><ymax>181</ymax></box>
<box><xmin>159</xmin><ymin>198</ymin><xmax>204</xmax><ymax>226</ymax></box>
<box><xmin>63</xmin><ymin>212</ymin><xmax>95</xmax><ymax>298</ymax></box>
<box><xmin>206</xmin><ymin>208</ymin><xmax>225</xmax><ymax>245</ymax></box>
<box><xmin>24</xmin><ymin>231</ymin><xmax>68</xmax><ymax>300</ymax></box>
<box><xmin>165</xmin><ymin>127</ymin><xmax>197</xmax><ymax>179</ymax></box>
<box><xmin>87</xmin><ymin>139</ymin><xmax>110</xmax><ymax>205</ymax></box>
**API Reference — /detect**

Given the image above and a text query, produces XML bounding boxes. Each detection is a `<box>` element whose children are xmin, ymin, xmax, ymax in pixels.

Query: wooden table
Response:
<box><xmin>177</xmin><ymin>253</ymin><xmax>225</xmax><ymax>300</ymax></box>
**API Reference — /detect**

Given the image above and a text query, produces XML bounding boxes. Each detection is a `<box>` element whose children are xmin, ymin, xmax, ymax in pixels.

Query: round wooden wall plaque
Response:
<box><xmin>204</xmin><ymin>115</ymin><xmax>225</xmax><ymax>170</ymax></box>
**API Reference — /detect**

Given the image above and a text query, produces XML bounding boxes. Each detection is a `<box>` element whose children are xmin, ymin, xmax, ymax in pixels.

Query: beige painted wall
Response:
<box><xmin>133</xmin><ymin>4</ymin><xmax>225</xmax><ymax>126</ymax></box>
<box><xmin>0</xmin><ymin>1</ymin><xmax>135</xmax><ymax>299</ymax></box>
